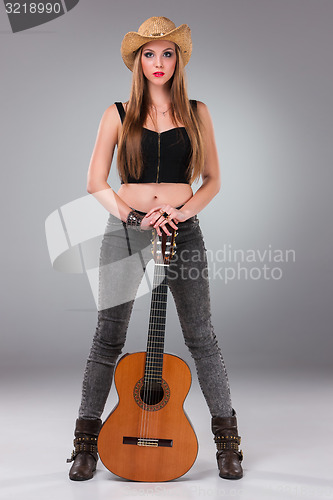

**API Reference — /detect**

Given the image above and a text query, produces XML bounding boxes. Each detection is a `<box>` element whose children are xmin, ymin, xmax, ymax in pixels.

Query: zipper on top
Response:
<box><xmin>156</xmin><ymin>132</ymin><xmax>161</xmax><ymax>183</ymax></box>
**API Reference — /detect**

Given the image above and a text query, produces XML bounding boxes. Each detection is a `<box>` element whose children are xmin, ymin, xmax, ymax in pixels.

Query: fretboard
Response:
<box><xmin>144</xmin><ymin>262</ymin><xmax>169</xmax><ymax>385</ymax></box>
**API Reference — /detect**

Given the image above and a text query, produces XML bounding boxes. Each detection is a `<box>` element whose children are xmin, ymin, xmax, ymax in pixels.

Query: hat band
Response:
<box><xmin>147</xmin><ymin>32</ymin><xmax>166</xmax><ymax>36</ymax></box>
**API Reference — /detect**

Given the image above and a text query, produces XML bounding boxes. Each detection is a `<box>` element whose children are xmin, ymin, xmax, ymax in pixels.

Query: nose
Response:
<box><xmin>155</xmin><ymin>55</ymin><xmax>163</xmax><ymax>68</ymax></box>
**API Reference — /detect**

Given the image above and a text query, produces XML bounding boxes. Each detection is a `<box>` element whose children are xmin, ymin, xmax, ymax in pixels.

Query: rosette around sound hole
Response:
<box><xmin>133</xmin><ymin>378</ymin><xmax>170</xmax><ymax>411</ymax></box>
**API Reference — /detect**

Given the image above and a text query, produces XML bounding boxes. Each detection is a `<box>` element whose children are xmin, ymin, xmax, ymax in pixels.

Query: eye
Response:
<box><xmin>143</xmin><ymin>52</ymin><xmax>154</xmax><ymax>58</ymax></box>
<box><xmin>163</xmin><ymin>51</ymin><xmax>173</xmax><ymax>57</ymax></box>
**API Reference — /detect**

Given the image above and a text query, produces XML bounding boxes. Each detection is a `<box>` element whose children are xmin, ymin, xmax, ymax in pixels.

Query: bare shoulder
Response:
<box><xmin>195</xmin><ymin>100</ymin><xmax>207</xmax><ymax>110</ymax></box>
<box><xmin>100</xmin><ymin>103</ymin><xmax>121</xmax><ymax>127</ymax></box>
<box><xmin>195</xmin><ymin>100</ymin><xmax>210</xmax><ymax>118</ymax></box>
<box><xmin>194</xmin><ymin>100</ymin><xmax>214</xmax><ymax>131</ymax></box>
<box><xmin>97</xmin><ymin>103</ymin><xmax>123</xmax><ymax>143</ymax></box>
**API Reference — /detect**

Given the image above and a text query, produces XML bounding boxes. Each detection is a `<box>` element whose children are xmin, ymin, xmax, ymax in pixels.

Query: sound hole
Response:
<box><xmin>133</xmin><ymin>378</ymin><xmax>170</xmax><ymax>411</ymax></box>
<box><xmin>140</xmin><ymin>382</ymin><xmax>164</xmax><ymax>405</ymax></box>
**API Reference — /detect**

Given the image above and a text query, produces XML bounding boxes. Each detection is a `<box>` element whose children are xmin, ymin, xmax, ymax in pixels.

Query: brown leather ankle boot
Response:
<box><xmin>211</xmin><ymin>409</ymin><xmax>244</xmax><ymax>479</ymax></box>
<box><xmin>67</xmin><ymin>418</ymin><xmax>102</xmax><ymax>481</ymax></box>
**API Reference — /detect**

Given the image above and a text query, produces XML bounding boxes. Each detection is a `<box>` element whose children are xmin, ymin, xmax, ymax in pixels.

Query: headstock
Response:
<box><xmin>151</xmin><ymin>224</ymin><xmax>177</xmax><ymax>265</ymax></box>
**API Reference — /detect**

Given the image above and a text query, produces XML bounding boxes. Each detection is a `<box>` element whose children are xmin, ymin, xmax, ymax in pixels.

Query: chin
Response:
<box><xmin>150</xmin><ymin>77</ymin><xmax>171</xmax><ymax>85</ymax></box>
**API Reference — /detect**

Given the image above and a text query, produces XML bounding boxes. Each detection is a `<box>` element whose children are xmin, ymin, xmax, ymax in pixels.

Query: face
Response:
<box><xmin>140</xmin><ymin>40</ymin><xmax>177</xmax><ymax>86</ymax></box>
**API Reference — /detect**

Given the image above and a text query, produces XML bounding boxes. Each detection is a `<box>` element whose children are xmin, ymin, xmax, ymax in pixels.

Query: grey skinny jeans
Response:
<box><xmin>78</xmin><ymin>209</ymin><xmax>233</xmax><ymax>420</ymax></box>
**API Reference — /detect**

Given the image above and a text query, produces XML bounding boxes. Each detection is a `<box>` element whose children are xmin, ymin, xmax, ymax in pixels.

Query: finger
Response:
<box><xmin>145</xmin><ymin>206</ymin><xmax>163</xmax><ymax>217</ymax></box>
<box><xmin>168</xmin><ymin>220</ymin><xmax>178</xmax><ymax>230</ymax></box>
<box><xmin>160</xmin><ymin>219</ymin><xmax>176</xmax><ymax>235</ymax></box>
<box><xmin>156</xmin><ymin>214</ymin><xmax>178</xmax><ymax>229</ymax></box>
<box><xmin>162</xmin><ymin>224</ymin><xmax>171</xmax><ymax>236</ymax></box>
<box><xmin>152</xmin><ymin>215</ymin><xmax>164</xmax><ymax>226</ymax></box>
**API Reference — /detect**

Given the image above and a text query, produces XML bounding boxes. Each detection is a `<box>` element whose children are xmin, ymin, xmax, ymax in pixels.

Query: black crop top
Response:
<box><xmin>115</xmin><ymin>100</ymin><xmax>197</xmax><ymax>184</ymax></box>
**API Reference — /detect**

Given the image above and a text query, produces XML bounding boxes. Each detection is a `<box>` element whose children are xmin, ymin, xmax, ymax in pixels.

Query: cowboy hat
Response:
<box><xmin>121</xmin><ymin>16</ymin><xmax>192</xmax><ymax>71</ymax></box>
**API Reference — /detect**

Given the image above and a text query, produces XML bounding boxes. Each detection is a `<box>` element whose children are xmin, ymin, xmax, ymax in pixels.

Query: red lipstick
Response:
<box><xmin>153</xmin><ymin>72</ymin><xmax>165</xmax><ymax>77</ymax></box>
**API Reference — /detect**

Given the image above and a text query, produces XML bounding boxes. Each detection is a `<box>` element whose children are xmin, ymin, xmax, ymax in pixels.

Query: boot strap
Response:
<box><xmin>66</xmin><ymin>436</ymin><xmax>98</xmax><ymax>463</ymax></box>
<box><xmin>214</xmin><ymin>434</ymin><xmax>241</xmax><ymax>446</ymax></box>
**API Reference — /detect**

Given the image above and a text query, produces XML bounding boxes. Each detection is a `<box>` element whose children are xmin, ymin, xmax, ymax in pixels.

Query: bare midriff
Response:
<box><xmin>117</xmin><ymin>182</ymin><xmax>193</xmax><ymax>212</ymax></box>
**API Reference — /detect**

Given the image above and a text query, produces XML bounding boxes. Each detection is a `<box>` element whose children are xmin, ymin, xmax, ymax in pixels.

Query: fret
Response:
<box><xmin>144</xmin><ymin>359</ymin><xmax>163</xmax><ymax>365</ymax></box>
<box><xmin>145</xmin><ymin>361</ymin><xmax>163</xmax><ymax>367</ymax></box>
<box><xmin>145</xmin><ymin>353</ymin><xmax>164</xmax><ymax>358</ymax></box>
<box><xmin>144</xmin><ymin>368</ymin><xmax>163</xmax><ymax>374</ymax></box>
<box><xmin>145</xmin><ymin>360</ymin><xmax>163</xmax><ymax>367</ymax></box>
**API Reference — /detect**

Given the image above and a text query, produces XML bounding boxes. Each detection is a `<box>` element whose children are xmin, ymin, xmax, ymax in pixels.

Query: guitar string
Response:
<box><xmin>140</xmin><ymin>230</ymin><xmax>161</xmax><ymax>441</ymax></box>
<box><xmin>140</xmin><ymin>230</ymin><xmax>171</xmax><ymax>443</ymax></box>
<box><xmin>153</xmin><ymin>235</ymin><xmax>169</xmax><ymax>442</ymax></box>
<box><xmin>155</xmin><ymin>258</ymin><xmax>168</xmax><ymax>443</ymax></box>
<box><xmin>151</xmin><ymin>256</ymin><xmax>167</xmax><ymax>442</ymax></box>
<box><xmin>141</xmin><ymin>257</ymin><xmax>158</xmax><ymax>441</ymax></box>
<box><xmin>145</xmin><ymin>238</ymin><xmax>166</xmax><ymax>442</ymax></box>
<box><xmin>145</xmin><ymin>235</ymin><xmax>166</xmax><ymax>441</ymax></box>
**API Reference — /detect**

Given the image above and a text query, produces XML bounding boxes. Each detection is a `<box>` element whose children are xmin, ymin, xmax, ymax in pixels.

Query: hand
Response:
<box><xmin>139</xmin><ymin>213</ymin><xmax>159</xmax><ymax>232</ymax></box>
<box><xmin>144</xmin><ymin>205</ymin><xmax>186</xmax><ymax>236</ymax></box>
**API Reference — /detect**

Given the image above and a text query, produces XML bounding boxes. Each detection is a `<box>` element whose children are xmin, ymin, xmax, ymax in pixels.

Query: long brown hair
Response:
<box><xmin>117</xmin><ymin>44</ymin><xmax>206</xmax><ymax>185</ymax></box>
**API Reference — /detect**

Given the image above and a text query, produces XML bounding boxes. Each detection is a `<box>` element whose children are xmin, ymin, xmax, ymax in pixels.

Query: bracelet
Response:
<box><xmin>126</xmin><ymin>210</ymin><xmax>144</xmax><ymax>231</ymax></box>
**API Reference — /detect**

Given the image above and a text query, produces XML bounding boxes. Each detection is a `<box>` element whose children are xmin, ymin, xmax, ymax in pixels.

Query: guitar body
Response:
<box><xmin>98</xmin><ymin>351</ymin><xmax>198</xmax><ymax>482</ymax></box>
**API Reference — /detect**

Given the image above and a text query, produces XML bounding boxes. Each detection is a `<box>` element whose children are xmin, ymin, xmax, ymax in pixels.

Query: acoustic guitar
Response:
<box><xmin>97</xmin><ymin>224</ymin><xmax>198</xmax><ymax>482</ymax></box>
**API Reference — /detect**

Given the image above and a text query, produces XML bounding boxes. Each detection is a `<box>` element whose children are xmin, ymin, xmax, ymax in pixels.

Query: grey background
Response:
<box><xmin>1</xmin><ymin>0</ymin><xmax>332</xmax><ymax>384</ymax></box>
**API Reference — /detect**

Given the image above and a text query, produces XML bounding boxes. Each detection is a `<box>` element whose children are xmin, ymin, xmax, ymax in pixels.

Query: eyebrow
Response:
<box><xmin>142</xmin><ymin>47</ymin><xmax>175</xmax><ymax>52</ymax></box>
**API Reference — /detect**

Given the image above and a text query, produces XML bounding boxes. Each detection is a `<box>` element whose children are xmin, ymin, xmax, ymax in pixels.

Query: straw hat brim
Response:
<box><xmin>121</xmin><ymin>24</ymin><xmax>192</xmax><ymax>71</ymax></box>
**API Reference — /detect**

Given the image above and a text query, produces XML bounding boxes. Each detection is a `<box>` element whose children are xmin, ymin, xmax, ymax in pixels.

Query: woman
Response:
<box><xmin>67</xmin><ymin>16</ymin><xmax>243</xmax><ymax>481</ymax></box>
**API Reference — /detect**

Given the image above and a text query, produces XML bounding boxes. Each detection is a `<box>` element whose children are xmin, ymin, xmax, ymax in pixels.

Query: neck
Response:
<box><xmin>146</xmin><ymin>81</ymin><xmax>171</xmax><ymax>108</ymax></box>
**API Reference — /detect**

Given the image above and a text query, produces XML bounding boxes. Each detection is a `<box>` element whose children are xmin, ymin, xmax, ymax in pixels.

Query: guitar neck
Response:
<box><xmin>144</xmin><ymin>260</ymin><xmax>169</xmax><ymax>385</ymax></box>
